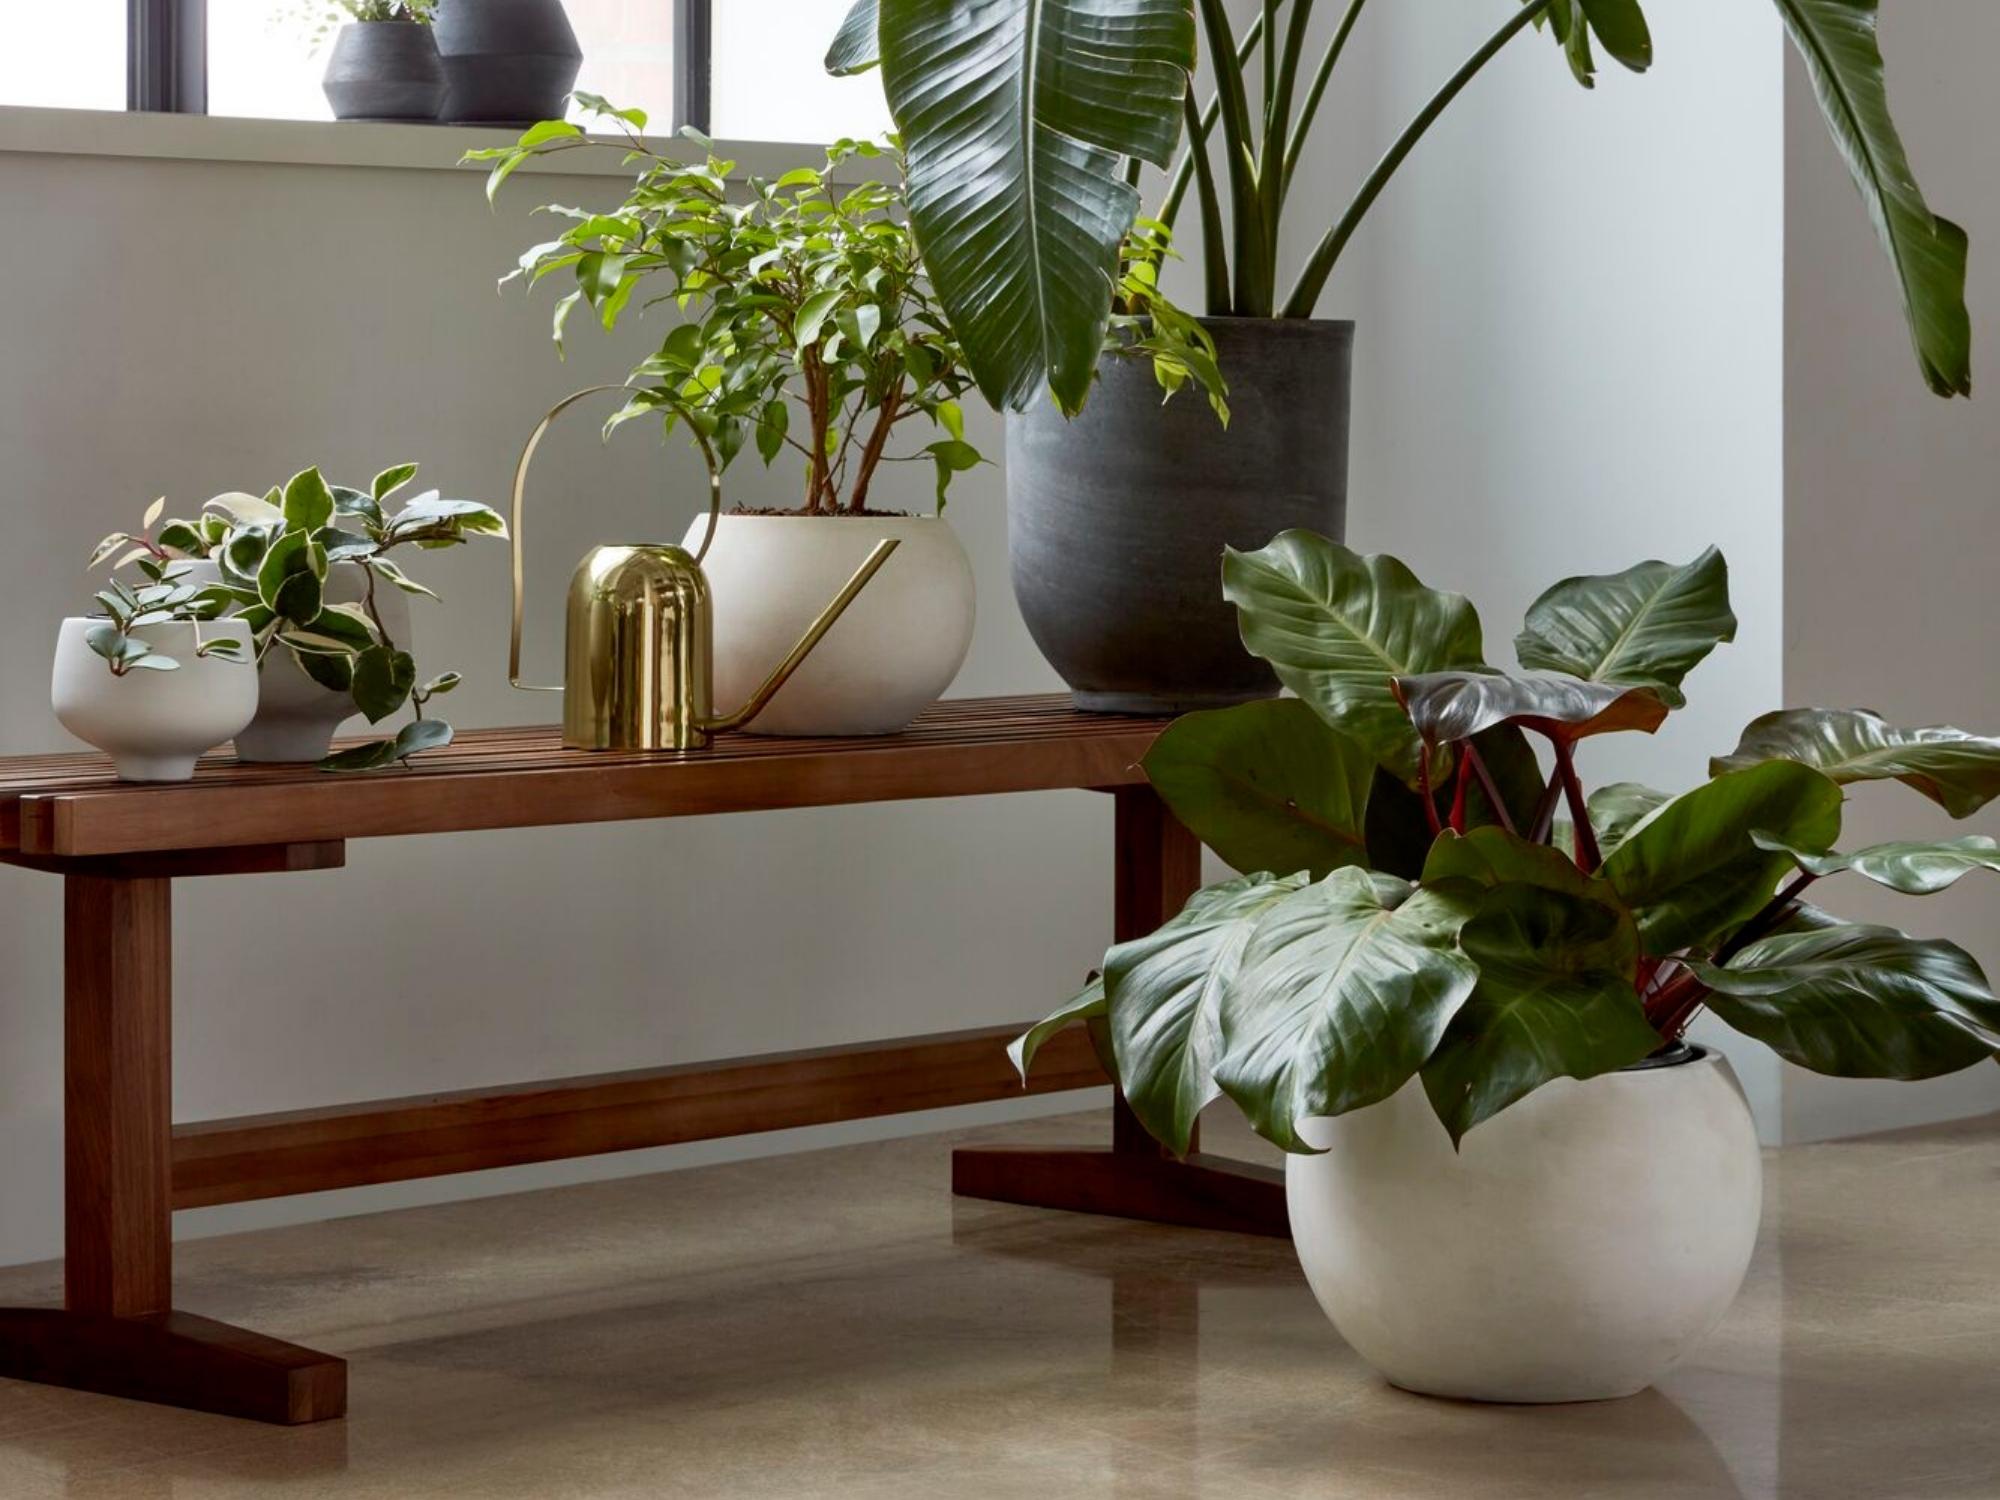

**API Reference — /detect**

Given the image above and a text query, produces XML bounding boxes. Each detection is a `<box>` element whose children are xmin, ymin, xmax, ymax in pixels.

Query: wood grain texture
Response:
<box><xmin>1</xmin><ymin>841</ymin><xmax>345</xmax><ymax>880</ymax></box>
<box><xmin>64</xmin><ymin>875</ymin><xmax>172</xmax><ymax>1319</ymax></box>
<box><xmin>0</xmin><ymin>1308</ymin><xmax>345</xmax><ymax>1424</ymax></box>
<box><xmin>173</xmin><ymin>1023</ymin><xmax>1109</xmax><ymax>1209</ymax></box>
<box><xmin>0</xmin><ymin>697</ymin><xmax>1170</xmax><ymax>857</ymax></box>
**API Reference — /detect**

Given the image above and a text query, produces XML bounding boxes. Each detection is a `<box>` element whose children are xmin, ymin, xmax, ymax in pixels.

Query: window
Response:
<box><xmin>38</xmin><ymin>0</ymin><xmax>884</xmax><ymax>145</ymax></box>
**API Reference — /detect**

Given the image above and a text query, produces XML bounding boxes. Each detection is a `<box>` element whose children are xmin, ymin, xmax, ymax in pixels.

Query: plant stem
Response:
<box><xmin>1714</xmin><ymin>873</ymin><xmax>1818</xmax><ymax>966</ymax></box>
<box><xmin>1260</xmin><ymin>0</ymin><xmax>1315</xmax><ymax>253</ymax></box>
<box><xmin>1462</xmin><ymin>742</ymin><xmax>1517</xmax><ymax>836</ymax></box>
<box><xmin>1195</xmin><ymin>0</ymin><xmax>1273</xmax><ymax>316</ymax></box>
<box><xmin>1448</xmin><ymin>750</ymin><xmax>1472</xmax><ymax>834</ymax></box>
<box><xmin>1526</xmin><ymin>775</ymin><xmax>1564</xmax><ymax>844</ymax></box>
<box><xmin>1283</xmin><ymin>0</ymin><xmax>1548</xmax><ymax>316</ymax></box>
<box><xmin>1283</xmin><ymin>0</ymin><xmax>1367</xmax><ymax>196</ymax></box>
<box><xmin>1550</xmin><ymin>738</ymin><xmax>1600</xmax><ymax>872</ymax></box>
<box><xmin>1181</xmin><ymin>85</ymin><xmax>1232</xmax><ymax>313</ymax></box>
<box><xmin>1160</xmin><ymin>8</ymin><xmax>1269</xmax><ymax>230</ymax></box>
<box><xmin>847</xmin><ymin>387</ymin><xmax>903</xmax><ymax>512</ymax></box>
<box><xmin>1417</xmin><ymin>744</ymin><xmax>1442</xmax><ymax>836</ymax></box>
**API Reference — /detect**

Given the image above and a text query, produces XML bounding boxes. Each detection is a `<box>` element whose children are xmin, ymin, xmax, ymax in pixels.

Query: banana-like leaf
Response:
<box><xmin>1712</xmin><ymin>708</ymin><xmax>2000</xmax><ymax>819</ymax></box>
<box><xmin>825</xmin><ymin>0</ymin><xmax>879</xmax><ymax>73</ymax></box>
<box><xmin>1773</xmin><ymin>0</ymin><xmax>1971</xmax><ymax>398</ymax></box>
<box><xmin>1515</xmin><ymin>548</ymin><xmax>1736</xmax><ymax>708</ymax></box>
<box><xmin>1393</xmin><ymin>670</ymin><xmax>1668</xmax><ymax>746</ymax></box>
<box><xmin>1753</xmin><ymin>832</ymin><xmax>2000</xmax><ymax>897</ymax></box>
<box><xmin>1010</xmin><ymin>973</ymin><xmax>1105</xmax><ymax>1082</ymax></box>
<box><xmin>1142</xmin><ymin>700</ymin><xmax>1375</xmax><ymax>881</ymax></box>
<box><xmin>1690</xmin><ymin>924</ymin><xmax>2000</xmax><ymax>1076</ymax></box>
<box><xmin>1587</xmin><ymin>781</ymin><xmax>1670</xmax><ymax>857</ymax></box>
<box><xmin>872</xmin><ymin>0</ymin><xmax>1195</xmax><ymax>414</ymax></box>
<box><xmin>1420</xmin><ymin>882</ymin><xmax>1656</xmax><ymax>1146</ymax></box>
<box><xmin>1601</xmin><ymin>761</ymin><xmax>1843</xmax><ymax>956</ymax></box>
<box><xmin>1103</xmin><ymin>872</ymin><xmax>1308</xmax><ymax>1156</ymax></box>
<box><xmin>1222</xmin><ymin>532</ymin><xmax>1487</xmax><ymax>781</ymax></box>
<box><xmin>1213</xmin><ymin>869</ymin><xmax>1478</xmax><ymax>1153</ymax></box>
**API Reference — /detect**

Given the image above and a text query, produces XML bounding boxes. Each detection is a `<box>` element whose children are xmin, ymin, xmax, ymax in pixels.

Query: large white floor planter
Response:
<box><xmin>682</xmin><ymin>513</ymin><xmax>975</xmax><ymax>737</ymax></box>
<box><xmin>1286</xmin><ymin>1045</ymin><xmax>1762</xmax><ymax>1403</ymax></box>
<box><xmin>52</xmin><ymin>618</ymin><xmax>258</xmax><ymax>781</ymax></box>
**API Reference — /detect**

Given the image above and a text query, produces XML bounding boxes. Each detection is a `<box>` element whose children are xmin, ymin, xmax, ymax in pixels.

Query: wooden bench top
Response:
<box><xmin>0</xmin><ymin>694</ymin><xmax>1172</xmax><ymax>859</ymax></box>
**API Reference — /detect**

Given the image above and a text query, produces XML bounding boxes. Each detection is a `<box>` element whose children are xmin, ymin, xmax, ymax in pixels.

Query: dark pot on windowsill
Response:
<box><xmin>433</xmin><ymin>0</ymin><xmax>583</xmax><ymax>128</ymax></box>
<box><xmin>322</xmin><ymin>20</ymin><xmax>446</xmax><ymax>123</ymax></box>
<box><xmin>1005</xmin><ymin>317</ymin><xmax>1355</xmax><ymax>715</ymax></box>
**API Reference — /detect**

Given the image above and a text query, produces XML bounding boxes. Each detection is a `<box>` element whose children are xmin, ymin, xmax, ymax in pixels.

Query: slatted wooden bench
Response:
<box><xmin>0</xmin><ymin>694</ymin><xmax>1282</xmax><ymax>1424</ymax></box>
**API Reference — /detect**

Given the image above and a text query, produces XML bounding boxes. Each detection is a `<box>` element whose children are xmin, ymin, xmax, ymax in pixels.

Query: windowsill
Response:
<box><xmin>0</xmin><ymin>104</ymin><xmax>846</xmax><ymax>181</ymax></box>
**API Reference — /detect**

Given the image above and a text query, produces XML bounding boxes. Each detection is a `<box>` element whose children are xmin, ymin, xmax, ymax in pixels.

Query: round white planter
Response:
<box><xmin>1286</xmin><ymin>1045</ymin><xmax>1762</xmax><ymax>1403</ymax></box>
<box><xmin>183</xmin><ymin>560</ymin><xmax>412</xmax><ymax>762</ymax></box>
<box><xmin>51</xmin><ymin>617</ymin><xmax>259</xmax><ymax>781</ymax></box>
<box><xmin>681</xmin><ymin>513</ymin><xmax>975</xmax><ymax>737</ymax></box>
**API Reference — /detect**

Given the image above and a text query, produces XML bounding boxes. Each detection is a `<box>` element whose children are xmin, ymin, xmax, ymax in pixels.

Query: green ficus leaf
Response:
<box><xmin>1515</xmin><ymin>547</ymin><xmax>1736</xmax><ymax>708</ymax></box>
<box><xmin>1712</xmin><ymin>708</ymin><xmax>2000</xmax><ymax>819</ymax></box>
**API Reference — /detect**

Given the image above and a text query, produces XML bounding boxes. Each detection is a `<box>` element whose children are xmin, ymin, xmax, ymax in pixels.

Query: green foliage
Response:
<box><xmin>1015</xmin><ymin>533</ymin><xmax>2000</xmax><ymax>1152</ymax></box>
<box><xmin>287</xmin><ymin>0</ymin><xmax>436</xmax><ymax>51</ymax></box>
<box><xmin>99</xmin><ymin>465</ymin><xmax>503</xmax><ymax>769</ymax></box>
<box><xmin>83</xmin><ymin>499</ymin><xmax>245</xmax><ymax>675</ymax></box>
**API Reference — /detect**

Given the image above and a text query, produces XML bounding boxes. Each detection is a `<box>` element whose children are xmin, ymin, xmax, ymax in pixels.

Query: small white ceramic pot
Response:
<box><xmin>682</xmin><ymin>513</ymin><xmax>976</xmax><ymax>736</ymax></box>
<box><xmin>1286</xmin><ymin>1045</ymin><xmax>1762</xmax><ymax>1403</ymax></box>
<box><xmin>182</xmin><ymin>560</ymin><xmax>411</xmax><ymax>762</ymax></box>
<box><xmin>51</xmin><ymin>617</ymin><xmax>259</xmax><ymax>781</ymax></box>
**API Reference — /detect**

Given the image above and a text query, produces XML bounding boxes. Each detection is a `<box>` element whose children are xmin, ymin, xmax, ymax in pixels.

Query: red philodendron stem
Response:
<box><xmin>1550</xmin><ymin>738</ymin><xmax>1600</xmax><ymax>871</ymax></box>
<box><xmin>1462</xmin><ymin>742</ymin><xmax>1518</xmax><ymax>835</ymax></box>
<box><xmin>1448</xmin><ymin>751</ymin><xmax>1472</xmax><ymax>834</ymax></box>
<box><xmin>1418</xmin><ymin>744</ymin><xmax>1442</xmax><ymax>836</ymax></box>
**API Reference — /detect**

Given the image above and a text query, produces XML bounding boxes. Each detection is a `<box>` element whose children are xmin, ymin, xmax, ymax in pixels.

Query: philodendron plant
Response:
<box><xmin>1016</xmin><ymin>533</ymin><xmax>2000</xmax><ymax>1150</ymax></box>
<box><xmin>97</xmin><ymin>465</ymin><xmax>506</xmax><ymax>770</ymax></box>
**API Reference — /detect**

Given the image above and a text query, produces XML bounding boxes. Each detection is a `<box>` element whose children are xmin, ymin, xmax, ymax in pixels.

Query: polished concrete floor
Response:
<box><xmin>0</xmin><ymin>1104</ymin><xmax>1996</xmax><ymax>1498</ymax></box>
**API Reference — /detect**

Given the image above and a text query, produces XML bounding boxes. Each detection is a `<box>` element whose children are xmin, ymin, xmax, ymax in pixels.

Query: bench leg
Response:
<box><xmin>0</xmin><ymin>874</ymin><xmax>346</xmax><ymax>1424</ymax></box>
<box><xmin>953</xmin><ymin>788</ymin><xmax>1289</xmax><ymax>1238</ymax></box>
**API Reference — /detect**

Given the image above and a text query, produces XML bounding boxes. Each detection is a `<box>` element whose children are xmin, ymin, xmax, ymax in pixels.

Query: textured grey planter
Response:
<box><xmin>1007</xmin><ymin>317</ymin><xmax>1354</xmax><ymax>714</ymax></box>
<box><xmin>434</xmin><ymin>0</ymin><xmax>583</xmax><ymax>127</ymax></box>
<box><xmin>322</xmin><ymin>21</ymin><xmax>446</xmax><ymax>122</ymax></box>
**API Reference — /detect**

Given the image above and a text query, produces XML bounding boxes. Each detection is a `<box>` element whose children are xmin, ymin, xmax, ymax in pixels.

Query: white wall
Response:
<box><xmin>0</xmin><ymin>127</ymin><xmax>1113</xmax><ymax>1268</ymax></box>
<box><xmin>1779</xmin><ymin>1</ymin><xmax>2000</xmax><ymax>1140</ymax></box>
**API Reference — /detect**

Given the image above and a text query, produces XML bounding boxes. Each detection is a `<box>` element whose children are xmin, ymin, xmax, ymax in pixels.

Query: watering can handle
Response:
<box><xmin>507</xmin><ymin>384</ymin><xmax>725</xmax><ymax>693</ymax></box>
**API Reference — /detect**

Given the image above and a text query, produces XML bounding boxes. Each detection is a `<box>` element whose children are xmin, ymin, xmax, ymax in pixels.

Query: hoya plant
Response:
<box><xmin>98</xmin><ymin>466</ymin><xmax>506</xmax><ymax>770</ymax></box>
<box><xmin>1015</xmin><ymin>533</ymin><xmax>2000</xmax><ymax>1149</ymax></box>
<box><xmin>467</xmin><ymin>97</ymin><xmax>1224</xmax><ymax>513</ymax></box>
<box><xmin>83</xmin><ymin>501</ymin><xmax>247</xmax><ymax>675</ymax></box>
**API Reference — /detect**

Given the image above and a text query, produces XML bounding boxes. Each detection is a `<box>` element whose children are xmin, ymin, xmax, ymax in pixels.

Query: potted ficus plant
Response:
<box><xmin>52</xmin><ymin>505</ymin><xmax>255</xmax><ymax>782</ymax></box>
<box><xmin>94</xmin><ymin>464</ymin><xmax>506</xmax><ymax>769</ymax></box>
<box><xmin>1015</xmin><ymin>532</ymin><xmax>2000</xmax><ymax>1402</ymax></box>
<box><xmin>827</xmin><ymin>0</ymin><xmax>1972</xmax><ymax>712</ymax></box>
<box><xmin>293</xmin><ymin>0</ymin><xmax>447</xmax><ymax>123</ymax></box>
<box><xmin>470</xmin><ymin>100</ymin><xmax>1223</xmax><ymax>735</ymax></box>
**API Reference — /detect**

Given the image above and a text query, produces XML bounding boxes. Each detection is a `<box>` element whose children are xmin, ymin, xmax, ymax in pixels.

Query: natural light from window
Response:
<box><xmin>712</xmin><ymin>3</ymin><xmax>890</xmax><ymax>146</ymax></box>
<box><xmin>1</xmin><ymin>6</ymin><xmax>124</xmax><ymax>110</ymax></box>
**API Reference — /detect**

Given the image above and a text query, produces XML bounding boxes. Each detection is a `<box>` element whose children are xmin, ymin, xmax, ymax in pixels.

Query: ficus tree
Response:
<box><xmin>827</xmin><ymin>0</ymin><xmax>1971</xmax><ymax>411</ymax></box>
<box><xmin>1014</xmin><ymin>534</ymin><xmax>2000</xmax><ymax>1149</ymax></box>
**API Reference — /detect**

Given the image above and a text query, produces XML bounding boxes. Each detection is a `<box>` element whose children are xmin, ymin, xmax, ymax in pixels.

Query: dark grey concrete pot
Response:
<box><xmin>322</xmin><ymin>21</ymin><xmax>446</xmax><ymax>122</ymax></box>
<box><xmin>1007</xmin><ymin>317</ymin><xmax>1354</xmax><ymax>714</ymax></box>
<box><xmin>434</xmin><ymin>0</ymin><xmax>583</xmax><ymax>127</ymax></box>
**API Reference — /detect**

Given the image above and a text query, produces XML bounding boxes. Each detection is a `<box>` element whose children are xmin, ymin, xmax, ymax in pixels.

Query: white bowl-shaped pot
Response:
<box><xmin>51</xmin><ymin>617</ymin><xmax>259</xmax><ymax>781</ymax></box>
<box><xmin>1286</xmin><ymin>1045</ymin><xmax>1761</xmax><ymax>1403</ymax></box>
<box><xmin>681</xmin><ymin>513</ymin><xmax>975</xmax><ymax>737</ymax></box>
<box><xmin>183</xmin><ymin>560</ymin><xmax>412</xmax><ymax>762</ymax></box>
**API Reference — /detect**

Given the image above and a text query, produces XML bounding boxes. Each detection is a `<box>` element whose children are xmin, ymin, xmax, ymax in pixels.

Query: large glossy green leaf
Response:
<box><xmin>1514</xmin><ymin>548</ymin><xmax>1736</xmax><ymax>708</ymax></box>
<box><xmin>1394</xmin><ymin>670</ymin><xmax>1667</xmax><ymax>746</ymax></box>
<box><xmin>1712</xmin><ymin>708</ymin><xmax>2000</xmax><ymax>818</ymax></box>
<box><xmin>1601</xmin><ymin>761</ymin><xmax>1843</xmax><ymax>956</ymax></box>
<box><xmin>1213</xmin><ymin>869</ymin><xmax>1478</xmax><ymax>1153</ymax></box>
<box><xmin>1587</xmin><ymin>782</ymin><xmax>1670</xmax><ymax>857</ymax></box>
<box><xmin>1691</xmin><ymin>924</ymin><xmax>2000</xmax><ymax>1076</ymax></box>
<box><xmin>1773</xmin><ymin>0</ymin><xmax>1971</xmax><ymax>398</ymax></box>
<box><xmin>872</xmin><ymin>0</ymin><xmax>1194</xmax><ymax>414</ymax></box>
<box><xmin>1142</xmin><ymin>700</ymin><xmax>1374</xmax><ymax>881</ymax></box>
<box><xmin>1222</xmin><ymin>532</ymin><xmax>1487</xmax><ymax>780</ymax></box>
<box><xmin>1103</xmin><ymin>873</ymin><xmax>1308</xmax><ymax>1156</ymax></box>
<box><xmin>1420</xmin><ymin>882</ymin><xmax>1656</xmax><ymax>1146</ymax></box>
<box><xmin>1753</xmin><ymin>832</ymin><xmax>2000</xmax><ymax>897</ymax></box>
<box><xmin>825</xmin><ymin>0</ymin><xmax>879</xmax><ymax>73</ymax></box>
<box><xmin>1010</xmin><ymin>973</ymin><xmax>1105</xmax><ymax>1083</ymax></box>
<box><xmin>1421</xmin><ymin>824</ymin><xmax>1607</xmax><ymax>902</ymax></box>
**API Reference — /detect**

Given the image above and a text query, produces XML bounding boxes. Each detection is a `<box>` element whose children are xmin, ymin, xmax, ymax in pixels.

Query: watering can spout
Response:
<box><xmin>706</xmin><ymin>539</ymin><xmax>900</xmax><ymax>734</ymax></box>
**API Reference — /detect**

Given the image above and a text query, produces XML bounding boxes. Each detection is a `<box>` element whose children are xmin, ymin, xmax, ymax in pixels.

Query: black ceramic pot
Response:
<box><xmin>433</xmin><ymin>0</ymin><xmax>583</xmax><ymax>127</ymax></box>
<box><xmin>1005</xmin><ymin>318</ymin><xmax>1354</xmax><ymax>714</ymax></box>
<box><xmin>322</xmin><ymin>21</ymin><xmax>446</xmax><ymax>122</ymax></box>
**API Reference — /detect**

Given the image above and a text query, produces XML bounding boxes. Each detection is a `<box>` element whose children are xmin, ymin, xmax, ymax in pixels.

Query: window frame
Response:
<box><xmin>130</xmin><ymin>0</ymin><xmax>716</xmax><ymax>130</ymax></box>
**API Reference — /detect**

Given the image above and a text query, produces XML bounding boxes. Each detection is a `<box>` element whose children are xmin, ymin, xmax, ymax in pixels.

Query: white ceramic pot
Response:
<box><xmin>1285</xmin><ymin>1045</ymin><xmax>1762</xmax><ymax>1403</ymax></box>
<box><xmin>681</xmin><ymin>513</ymin><xmax>975</xmax><ymax>737</ymax></box>
<box><xmin>51</xmin><ymin>617</ymin><xmax>259</xmax><ymax>781</ymax></box>
<box><xmin>183</xmin><ymin>560</ymin><xmax>411</xmax><ymax>762</ymax></box>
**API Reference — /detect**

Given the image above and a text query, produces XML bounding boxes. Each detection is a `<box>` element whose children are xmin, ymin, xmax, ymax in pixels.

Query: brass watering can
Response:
<box><xmin>508</xmin><ymin>386</ymin><xmax>899</xmax><ymax>751</ymax></box>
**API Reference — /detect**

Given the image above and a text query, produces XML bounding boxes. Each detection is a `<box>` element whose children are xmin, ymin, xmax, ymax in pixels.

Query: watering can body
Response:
<box><xmin>563</xmin><ymin>543</ymin><xmax>713</xmax><ymax>751</ymax></box>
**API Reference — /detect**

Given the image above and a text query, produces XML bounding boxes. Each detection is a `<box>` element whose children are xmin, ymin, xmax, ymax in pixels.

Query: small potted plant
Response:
<box><xmin>295</xmin><ymin>1</ymin><xmax>446</xmax><ymax>123</ymax></box>
<box><xmin>52</xmin><ymin>504</ymin><xmax>255</xmax><ymax>782</ymax></box>
<box><xmin>432</xmin><ymin>0</ymin><xmax>581</xmax><ymax>127</ymax></box>
<box><xmin>1016</xmin><ymin>533</ymin><xmax>2000</xmax><ymax>1402</ymax></box>
<box><xmin>470</xmin><ymin>99</ymin><xmax>1222</xmax><ymax>736</ymax></box>
<box><xmin>97</xmin><ymin>464</ymin><xmax>506</xmax><ymax>768</ymax></box>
